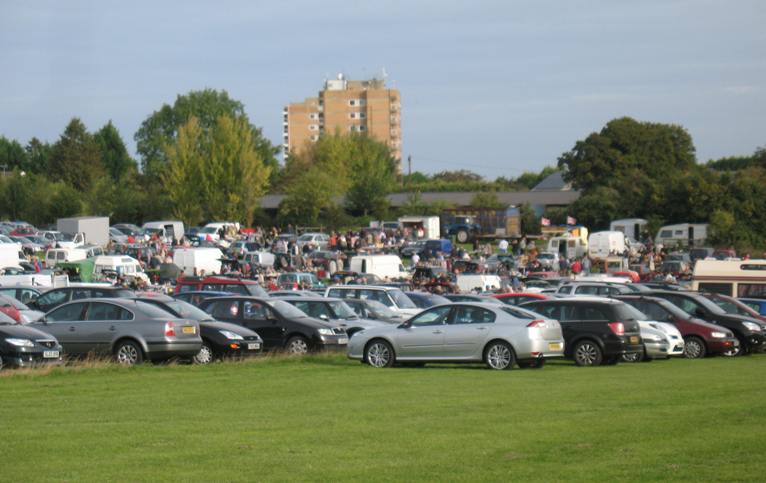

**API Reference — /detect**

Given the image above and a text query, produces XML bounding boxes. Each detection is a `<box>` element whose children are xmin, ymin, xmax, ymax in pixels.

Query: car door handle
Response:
<box><xmin>109</xmin><ymin>326</ymin><xmax>117</xmax><ymax>331</ymax></box>
<box><xmin>432</xmin><ymin>330</ymin><xmax>443</xmax><ymax>334</ymax></box>
<box><xmin>476</xmin><ymin>327</ymin><xmax>487</xmax><ymax>331</ymax></box>
<box><xmin>68</xmin><ymin>326</ymin><xmax>76</xmax><ymax>332</ymax></box>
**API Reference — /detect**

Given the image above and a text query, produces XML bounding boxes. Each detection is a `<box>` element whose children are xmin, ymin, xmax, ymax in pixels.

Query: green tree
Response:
<box><xmin>163</xmin><ymin>115</ymin><xmax>271</xmax><ymax>227</ymax></box>
<box><xmin>48</xmin><ymin>118</ymin><xmax>105</xmax><ymax>191</ymax></box>
<box><xmin>0</xmin><ymin>137</ymin><xmax>27</xmax><ymax>172</ymax></box>
<box><xmin>470</xmin><ymin>191</ymin><xmax>503</xmax><ymax>209</ymax></box>
<box><xmin>94</xmin><ymin>121</ymin><xmax>135</xmax><ymax>181</ymax></box>
<box><xmin>708</xmin><ymin>209</ymin><xmax>736</xmax><ymax>247</ymax></box>
<box><xmin>344</xmin><ymin>134</ymin><xmax>397</xmax><ymax>217</ymax></box>
<box><xmin>135</xmin><ymin>89</ymin><xmax>279</xmax><ymax>179</ymax></box>
<box><xmin>515</xmin><ymin>166</ymin><xmax>557</xmax><ymax>189</ymax></box>
<box><xmin>25</xmin><ymin>138</ymin><xmax>53</xmax><ymax>174</ymax></box>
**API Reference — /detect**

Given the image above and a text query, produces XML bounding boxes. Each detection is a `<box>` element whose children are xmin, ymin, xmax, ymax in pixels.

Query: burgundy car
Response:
<box><xmin>615</xmin><ymin>295</ymin><xmax>739</xmax><ymax>358</ymax></box>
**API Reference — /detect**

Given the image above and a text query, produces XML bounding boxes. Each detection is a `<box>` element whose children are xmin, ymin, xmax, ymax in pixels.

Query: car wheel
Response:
<box><xmin>573</xmin><ymin>340</ymin><xmax>602</xmax><ymax>366</ymax></box>
<box><xmin>365</xmin><ymin>339</ymin><xmax>395</xmax><ymax>368</ymax></box>
<box><xmin>518</xmin><ymin>359</ymin><xmax>545</xmax><ymax>369</ymax></box>
<box><xmin>484</xmin><ymin>341</ymin><xmax>515</xmax><ymax>370</ymax></box>
<box><xmin>193</xmin><ymin>342</ymin><xmax>215</xmax><ymax>365</ymax></box>
<box><xmin>456</xmin><ymin>229</ymin><xmax>469</xmax><ymax>244</ymax></box>
<box><xmin>114</xmin><ymin>340</ymin><xmax>143</xmax><ymax>366</ymax></box>
<box><xmin>621</xmin><ymin>350</ymin><xmax>644</xmax><ymax>363</ymax></box>
<box><xmin>683</xmin><ymin>336</ymin><xmax>706</xmax><ymax>359</ymax></box>
<box><xmin>723</xmin><ymin>337</ymin><xmax>747</xmax><ymax>357</ymax></box>
<box><xmin>285</xmin><ymin>336</ymin><xmax>310</xmax><ymax>355</ymax></box>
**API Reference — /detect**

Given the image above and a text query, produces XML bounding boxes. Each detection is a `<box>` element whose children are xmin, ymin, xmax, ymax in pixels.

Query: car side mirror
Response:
<box><xmin>319</xmin><ymin>314</ymin><xmax>328</xmax><ymax>320</ymax></box>
<box><xmin>694</xmin><ymin>308</ymin><xmax>707</xmax><ymax>318</ymax></box>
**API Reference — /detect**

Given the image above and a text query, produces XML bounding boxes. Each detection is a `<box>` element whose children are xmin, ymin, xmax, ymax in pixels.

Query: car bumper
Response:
<box><xmin>146</xmin><ymin>341</ymin><xmax>202</xmax><ymax>361</ymax></box>
<box><xmin>214</xmin><ymin>340</ymin><xmax>263</xmax><ymax>358</ymax></box>
<box><xmin>604</xmin><ymin>340</ymin><xmax>644</xmax><ymax>356</ymax></box>
<box><xmin>706</xmin><ymin>337</ymin><xmax>740</xmax><ymax>355</ymax></box>
<box><xmin>747</xmin><ymin>333</ymin><xmax>766</xmax><ymax>351</ymax></box>
<box><xmin>644</xmin><ymin>341</ymin><xmax>672</xmax><ymax>359</ymax></box>
<box><xmin>520</xmin><ymin>338</ymin><xmax>565</xmax><ymax>359</ymax></box>
<box><xmin>2</xmin><ymin>349</ymin><xmax>63</xmax><ymax>368</ymax></box>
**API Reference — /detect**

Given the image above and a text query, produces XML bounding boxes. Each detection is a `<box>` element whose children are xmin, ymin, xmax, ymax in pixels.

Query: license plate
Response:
<box><xmin>548</xmin><ymin>342</ymin><xmax>562</xmax><ymax>351</ymax></box>
<box><xmin>630</xmin><ymin>336</ymin><xmax>639</xmax><ymax>344</ymax></box>
<box><xmin>182</xmin><ymin>326</ymin><xmax>196</xmax><ymax>334</ymax></box>
<box><xmin>43</xmin><ymin>351</ymin><xmax>59</xmax><ymax>358</ymax></box>
<box><xmin>247</xmin><ymin>343</ymin><xmax>260</xmax><ymax>350</ymax></box>
<box><xmin>337</xmin><ymin>337</ymin><xmax>349</xmax><ymax>345</ymax></box>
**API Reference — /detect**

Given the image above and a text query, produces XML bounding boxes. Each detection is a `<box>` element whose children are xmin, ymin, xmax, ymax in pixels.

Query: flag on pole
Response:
<box><xmin>540</xmin><ymin>217</ymin><xmax>551</xmax><ymax>227</ymax></box>
<box><xmin>566</xmin><ymin>216</ymin><xmax>577</xmax><ymax>225</ymax></box>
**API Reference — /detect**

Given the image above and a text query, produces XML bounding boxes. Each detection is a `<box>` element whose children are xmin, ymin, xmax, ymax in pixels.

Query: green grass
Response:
<box><xmin>1</xmin><ymin>355</ymin><xmax>765</xmax><ymax>482</ymax></box>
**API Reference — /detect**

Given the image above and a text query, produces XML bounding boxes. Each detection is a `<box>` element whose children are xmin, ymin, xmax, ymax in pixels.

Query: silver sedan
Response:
<box><xmin>347</xmin><ymin>302</ymin><xmax>564</xmax><ymax>370</ymax></box>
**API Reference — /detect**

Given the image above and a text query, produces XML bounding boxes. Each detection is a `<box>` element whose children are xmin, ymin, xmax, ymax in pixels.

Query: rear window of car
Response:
<box><xmin>328</xmin><ymin>288</ymin><xmax>354</xmax><ymax>299</ymax></box>
<box><xmin>500</xmin><ymin>306</ymin><xmax>537</xmax><ymax>320</ymax></box>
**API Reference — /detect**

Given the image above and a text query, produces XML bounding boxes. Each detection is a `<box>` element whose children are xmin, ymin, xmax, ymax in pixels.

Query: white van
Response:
<box><xmin>142</xmin><ymin>221</ymin><xmax>185</xmax><ymax>243</ymax></box>
<box><xmin>587</xmin><ymin>231</ymin><xmax>627</xmax><ymax>261</ymax></box>
<box><xmin>93</xmin><ymin>255</ymin><xmax>148</xmax><ymax>282</ymax></box>
<box><xmin>172</xmin><ymin>247</ymin><xmax>224</xmax><ymax>276</ymax></box>
<box><xmin>609</xmin><ymin>218</ymin><xmax>648</xmax><ymax>241</ymax></box>
<box><xmin>45</xmin><ymin>248</ymin><xmax>88</xmax><ymax>267</ymax></box>
<box><xmin>547</xmin><ymin>234</ymin><xmax>588</xmax><ymax>259</ymax></box>
<box><xmin>349</xmin><ymin>254</ymin><xmax>409</xmax><ymax>280</ymax></box>
<box><xmin>0</xmin><ymin>244</ymin><xmax>26</xmax><ymax>269</ymax></box>
<box><xmin>456</xmin><ymin>274</ymin><xmax>502</xmax><ymax>293</ymax></box>
<box><xmin>240</xmin><ymin>251</ymin><xmax>275</xmax><ymax>269</ymax></box>
<box><xmin>655</xmin><ymin>223</ymin><xmax>708</xmax><ymax>249</ymax></box>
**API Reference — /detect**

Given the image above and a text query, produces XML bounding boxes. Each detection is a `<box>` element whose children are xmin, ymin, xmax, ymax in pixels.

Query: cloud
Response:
<box><xmin>724</xmin><ymin>85</ymin><xmax>758</xmax><ymax>95</ymax></box>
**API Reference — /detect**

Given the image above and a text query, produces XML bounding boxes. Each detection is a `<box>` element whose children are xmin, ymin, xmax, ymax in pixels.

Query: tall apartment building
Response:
<box><xmin>283</xmin><ymin>74</ymin><xmax>401</xmax><ymax>166</ymax></box>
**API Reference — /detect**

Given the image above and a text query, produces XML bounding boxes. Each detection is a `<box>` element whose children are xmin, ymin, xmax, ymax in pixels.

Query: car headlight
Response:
<box><xmin>218</xmin><ymin>330</ymin><xmax>244</xmax><ymax>340</ymax></box>
<box><xmin>742</xmin><ymin>322</ymin><xmax>761</xmax><ymax>332</ymax></box>
<box><xmin>5</xmin><ymin>338</ymin><xmax>34</xmax><ymax>347</ymax></box>
<box><xmin>711</xmin><ymin>331</ymin><xmax>727</xmax><ymax>338</ymax></box>
<box><xmin>644</xmin><ymin>334</ymin><xmax>663</xmax><ymax>342</ymax></box>
<box><xmin>318</xmin><ymin>328</ymin><xmax>335</xmax><ymax>336</ymax></box>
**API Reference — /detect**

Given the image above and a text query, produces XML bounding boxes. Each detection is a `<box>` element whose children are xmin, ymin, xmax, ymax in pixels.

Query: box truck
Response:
<box><xmin>173</xmin><ymin>247</ymin><xmax>224</xmax><ymax>276</ymax></box>
<box><xmin>56</xmin><ymin>216</ymin><xmax>110</xmax><ymax>247</ymax></box>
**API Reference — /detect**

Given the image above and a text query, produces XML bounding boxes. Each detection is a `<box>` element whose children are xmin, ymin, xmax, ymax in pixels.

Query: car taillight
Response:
<box><xmin>608</xmin><ymin>322</ymin><xmax>625</xmax><ymax>336</ymax></box>
<box><xmin>164</xmin><ymin>322</ymin><xmax>176</xmax><ymax>337</ymax></box>
<box><xmin>527</xmin><ymin>320</ymin><xmax>546</xmax><ymax>328</ymax></box>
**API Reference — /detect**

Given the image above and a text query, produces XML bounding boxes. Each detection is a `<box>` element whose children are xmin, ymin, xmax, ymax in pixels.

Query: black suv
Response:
<box><xmin>646</xmin><ymin>291</ymin><xmax>765</xmax><ymax>355</ymax></box>
<box><xmin>522</xmin><ymin>299</ymin><xmax>643</xmax><ymax>366</ymax></box>
<box><xmin>30</xmin><ymin>286</ymin><xmax>135</xmax><ymax>313</ymax></box>
<box><xmin>198</xmin><ymin>296</ymin><xmax>348</xmax><ymax>354</ymax></box>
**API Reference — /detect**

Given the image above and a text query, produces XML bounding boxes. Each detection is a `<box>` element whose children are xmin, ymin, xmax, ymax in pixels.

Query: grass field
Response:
<box><xmin>1</xmin><ymin>354</ymin><xmax>765</xmax><ymax>482</ymax></box>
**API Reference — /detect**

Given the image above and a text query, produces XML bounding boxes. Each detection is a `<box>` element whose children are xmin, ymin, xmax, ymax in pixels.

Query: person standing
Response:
<box><xmin>498</xmin><ymin>239</ymin><xmax>509</xmax><ymax>254</ymax></box>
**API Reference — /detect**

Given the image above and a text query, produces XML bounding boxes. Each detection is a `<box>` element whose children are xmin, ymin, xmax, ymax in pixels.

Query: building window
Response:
<box><xmin>311</xmin><ymin>135</ymin><xmax>319</xmax><ymax>141</ymax></box>
<box><xmin>358</xmin><ymin>125</ymin><xmax>366</xmax><ymax>132</ymax></box>
<box><xmin>309</xmin><ymin>124</ymin><xmax>318</xmax><ymax>131</ymax></box>
<box><xmin>309</xmin><ymin>113</ymin><xmax>318</xmax><ymax>120</ymax></box>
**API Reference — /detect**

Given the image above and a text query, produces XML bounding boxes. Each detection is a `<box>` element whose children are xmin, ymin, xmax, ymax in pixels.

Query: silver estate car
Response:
<box><xmin>31</xmin><ymin>298</ymin><xmax>201</xmax><ymax>365</ymax></box>
<box><xmin>348</xmin><ymin>302</ymin><xmax>564</xmax><ymax>370</ymax></box>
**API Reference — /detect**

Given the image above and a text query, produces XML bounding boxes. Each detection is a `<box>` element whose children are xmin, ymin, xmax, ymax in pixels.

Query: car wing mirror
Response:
<box><xmin>694</xmin><ymin>308</ymin><xmax>707</xmax><ymax>318</ymax></box>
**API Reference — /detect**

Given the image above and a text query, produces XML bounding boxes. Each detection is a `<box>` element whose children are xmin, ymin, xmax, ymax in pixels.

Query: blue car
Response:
<box><xmin>739</xmin><ymin>298</ymin><xmax>766</xmax><ymax>316</ymax></box>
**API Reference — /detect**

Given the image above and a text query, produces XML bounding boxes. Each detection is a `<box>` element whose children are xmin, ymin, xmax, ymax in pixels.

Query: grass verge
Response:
<box><xmin>1</xmin><ymin>354</ymin><xmax>765</xmax><ymax>481</ymax></box>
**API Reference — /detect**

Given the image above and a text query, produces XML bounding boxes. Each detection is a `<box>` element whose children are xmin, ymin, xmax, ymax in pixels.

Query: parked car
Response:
<box><xmin>0</xmin><ymin>294</ymin><xmax>44</xmax><ymax>324</ymax></box>
<box><xmin>136</xmin><ymin>295</ymin><xmax>263</xmax><ymax>364</ymax></box>
<box><xmin>0</xmin><ymin>286</ymin><xmax>45</xmax><ymax>305</ymax></box>
<box><xmin>268</xmin><ymin>290</ymin><xmax>317</xmax><ymax>298</ymax></box>
<box><xmin>296</xmin><ymin>233</ymin><xmax>330</xmax><ymax>250</ymax></box>
<box><xmin>172</xmin><ymin>290</ymin><xmax>233</xmax><ymax>308</ymax></box>
<box><xmin>278</xmin><ymin>296</ymin><xmax>389</xmax><ymax>338</ymax></box>
<box><xmin>702</xmin><ymin>293</ymin><xmax>766</xmax><ymax>323</ymax></box>
<box><xmin>198</xmin><ymin>296</ymin><xmax>348</xmax><ymax>354</ymax></box>
<box><xmin>492</xmin><ymin>293</ymin><xmax>548</xmax><ymax>306</ymax></box>
<box><xmin>399</xmin><ymin>240</ymin><xmax>427</xmax><ymax>258</ymax></box>
<box><xmin>277</xmin><ymin>272</ymin><xmax>325</xmax><ymax>290</ymax></box>
<box><xmin>31</xmin><ymin>298</ymin><xmax>201</xmax><ymax>365</ymax></box>
<box><xmin>111</xmin><ymin>223</ymin><xmax>143</xmax><ymax>237</ymax></box>
<box><xmin>739</xmin><ymin>298</ymin><xmax>766</xmax><ymax>316</ymax></box>
<box><xmin>342</xmin><ymin>299</ymin><xmax>406</xmax><ymax>324</ymax></box>
<box><xmin>444</xmin><ymin>294</ymin><xmax>504</xmax><ymax>305</ymax></box>
<box><xmin>646</xmin><ymin>291</ymin><xmax>765</xmax><ymax>355</ymax></box>
<box><xmin>405</xmin><ymin>291</ymin><xmax>452</xmax><ymax>309</ymax></box>
<box><xmin>175</xmin><ymin>276</ymin><xmax>268</xmax><ymax>297</ymax></box>
<box><xmin>325</xmin><ymin>285</ymin><xmax>421</xmax><ymax>317</ymax></box>
<box><xmin>109</xmin><ymin>227</ymin><xmax>130</xmax><ymax>245</ymax></box>
<box><xmin>615</xmin><ymin>295</ymin><xmax>739</xmax><ymax>358</ymax></box>
<box><xmin>615</xmin><ymin>302</ymin><xmax>685</xmax><ymax>361</ymax></box>
<box><xmin>556</xmin><ymin>281</ymin><xmax>634</xmax><ymax>297</ymax></box>
<box><xmin>29</xmin><ymin>286</ymin><xmax>135</xmax><ymax>313</ymax></box>
<box><xmin>347</xmin><ymin>302</ymin><xmax>565</xmax><ymax>370</ymax></box>
<box><xmin>522</xmin><ymin>298</ymin><xmax>643</xmax><ymax>366</ymax></box>
<box><xmin>0</xmin><ymin>314</ymin><xmax>63</xmax><ymax>369</ymax></box>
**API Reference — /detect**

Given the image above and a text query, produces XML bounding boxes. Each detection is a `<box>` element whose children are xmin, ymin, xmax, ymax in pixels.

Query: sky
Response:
<box><xmin>1</xmin><ymin>0</ymin><xmax>764</xmax><ymax>178</ymax></box>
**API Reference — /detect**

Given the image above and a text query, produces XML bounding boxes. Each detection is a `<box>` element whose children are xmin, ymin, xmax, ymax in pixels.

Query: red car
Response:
<box><xmin>615</xmin><ymin>295</ymin><xmax>740</xmax><ymax>358</ymax></box>
<box><xmin>492</xmin><ymin>292</ymin><xmax>548</xmax><ymax>306</ymax></box>
<box><xmin>175</xmin><ymin>276</ymin><xmax>268</xmax><ymax>297</ymax></box>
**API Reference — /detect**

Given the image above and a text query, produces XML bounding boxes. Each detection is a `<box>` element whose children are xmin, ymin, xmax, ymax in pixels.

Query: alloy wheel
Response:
<box><xmin>287</xmin><ymin>338</ymin><xmax>309</xmax><ymax>355</ymax></box>
<box><xmin>116</xmin><ymin>344</ymin><xmax>140</xmax><ymax>365</ymax></box>
<box><xmin>366</xmin><ymin>342</ymin><xmax>391</xmax><ymax>368</ymax></box>
<box><xmin>194</xmin><ymin>344</ymin><xmax>214</xmax><ymax>365</ymax></box>
<box><xmin>684</xmin><ymin>340</ymin><xmax>703</xmax><ymax>359</ymax></box>
<box><xmin>486</xmin><ymin>343</ymin><xmax>512</xmax><ymax>369</ymax></box>
<box><xmin>575</xmin><ymin>343</ymin><xmax>599</xmax><ymax>365</ymax></box>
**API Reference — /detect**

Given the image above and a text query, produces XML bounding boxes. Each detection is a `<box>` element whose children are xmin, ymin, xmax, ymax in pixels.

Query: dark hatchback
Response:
<box><xmin>198</xmin><ymin>296</ymin><xmax>348</xmax><ymax>354</ymax></box>
<box><xmin>0</xmin><ymin>313</ymin><xmax>63</xmax><ymax>369</ymax></box>
<box><xmin>646</xmin><ymin>291</ymin><xmax>766</xmax><ymax>355</ymax></box>
<box><xmin>136</xmin><ymin>295</ymin><xmax>263</xmax><ymax>364</ymax></box>
<box><xmin>522</xmin><ymin>299</ymin><xmax>643</xmax><ymax>366</ymax></box>
<box><xmin>29</xmin><ymin>286</ymin><xmax>135</xmax><ymax>312</ymax></box>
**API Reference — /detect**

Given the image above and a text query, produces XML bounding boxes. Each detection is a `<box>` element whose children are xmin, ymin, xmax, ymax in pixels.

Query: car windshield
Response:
<box><xmin>328</xmin><ymin>301</ymin><xmax>357</xmax><ymax>319</ymax></box>
<box><xmin>57</xmin><ymin>233</ymin><xmax>72</xmax><ymax>241</ymax></box>
<box><xmin>366</xmin><ymin>299</ymin><xmax>397</xmax><ymax>317</ymax></box>
<box><xmin>268</xmin><ymin>299</ymin><xmax>308</xmax><ymax>318</ymax></box>
<box><xmin>200</xmin><ymin>227</ymin><xmax>218</xmax><ymax>234</ymax></box>
<box><xmin>619</xmin><ymin>303</ymin><xmax>651</xmax><ymax>321</ymax></box>
<box><xmin>707</xmin><ymin>297</ymin><xmax>749</xmax><ymax>316</ymax></box>
<box><xmin>692</xmin><ymin>295</ymin><xmax>727</xmax><ymax>315</ymax></box>
<box><xmin>389</xmin><ymin>289</ymin><xmax>417</xmax><ymax>309</ymax></box>
<box><xmin>164</xmin><ymin>300</ymin><xmax>213</xmax><ymax>321</ymax></box>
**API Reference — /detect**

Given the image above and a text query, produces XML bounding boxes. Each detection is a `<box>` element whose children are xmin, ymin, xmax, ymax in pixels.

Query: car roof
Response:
<box><xmin>327</xmin><ymin>285</ymin><xmax>397</xmax><ymax>291</ymax></box>
<box><xmin>526</xmin><ymin>297</ymin><xmax>621</xmax><ymax>305</ymax></box>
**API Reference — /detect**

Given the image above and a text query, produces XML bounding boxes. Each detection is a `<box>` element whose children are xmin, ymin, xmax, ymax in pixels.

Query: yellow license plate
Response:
<box><xmin>630</xmin><ymin>336</ymin><xmax>639</xmax><ymax>344</ymax></box>
<box><xmin>182</xmin><ymin>326</ymin><xmax>196</xmax><ymax>334</ymax></box>
<box><xmin>548</xmin><ymin>342</ymin><xmax>562</xmax><ymax>351</ymax></box>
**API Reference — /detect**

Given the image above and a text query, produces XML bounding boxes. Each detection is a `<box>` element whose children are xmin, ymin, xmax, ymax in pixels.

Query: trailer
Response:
<box><xmin>609</xmin><ymin>218</ymin><xmax>648</xmax><ymax>241</ymax></box>
<box><xmin>655</xmin><ymin>223</ymin><xmax>708</xmax><ymax>248</ymax></box>
<box><xmin>57</xmin><ymin>216</ymin><xmax>110</xmax><ymax>247</ymax></box>
<box><xmin>398</xmin><ymin>216</ymin><xmax>440</xmax><ymax>240</ymax></box>
<box><xmin>441</xmin><ymin>206</ymin><xmax>521</xmax><ymax>243</ymax></box>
